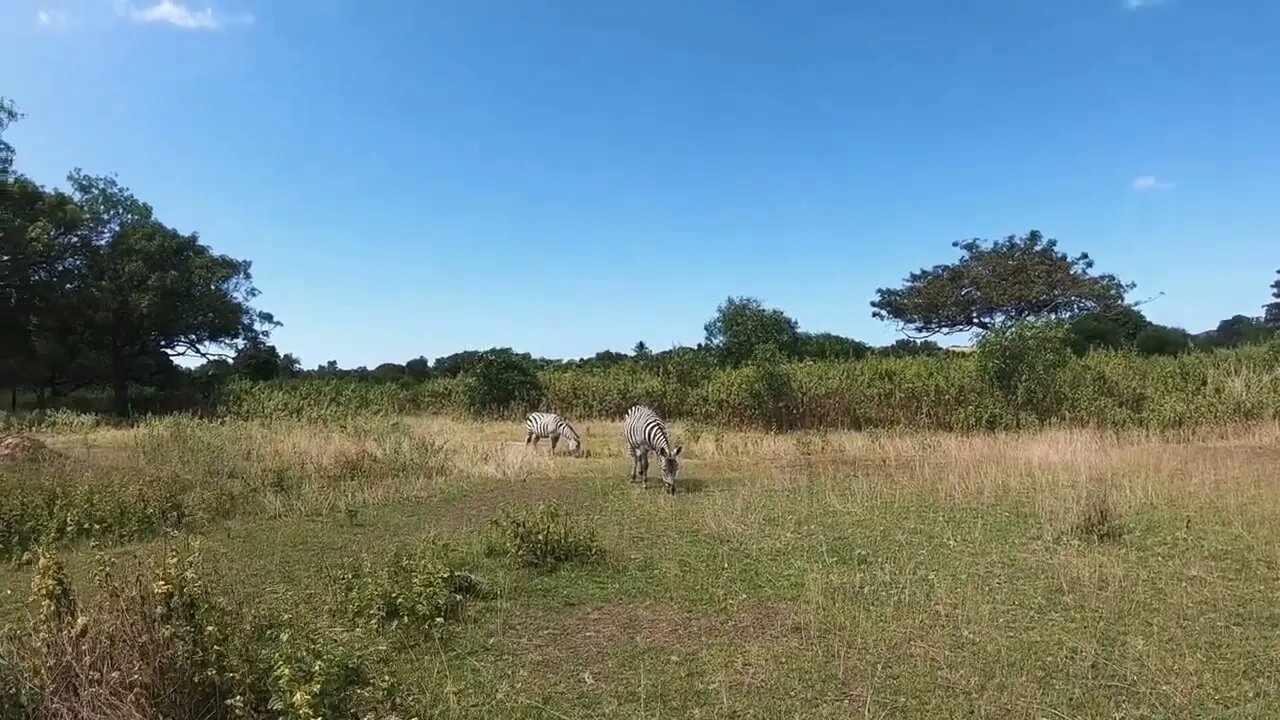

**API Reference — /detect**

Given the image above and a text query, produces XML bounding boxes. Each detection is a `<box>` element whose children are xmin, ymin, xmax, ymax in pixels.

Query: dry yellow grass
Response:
<box><xmin>6</xmin><ymin>416</ymin><xmax>1279</xmax><ymax>717</ymax></box>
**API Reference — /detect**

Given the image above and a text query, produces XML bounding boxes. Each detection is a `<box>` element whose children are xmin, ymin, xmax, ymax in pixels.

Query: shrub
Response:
<box><xmin>704</xmin><ymin>345</ymin><xmax>799</xmax><ymax>430</ymax></box>
<box><xmin>461</xmin><ymin>351</ymin><xmax>544</xmax><ymax>418</ymax></box>
<box><xmin>976</xmin><ymin>321</ymin><xmax>1074</xmax><ymax>424</ymax></box>
<box><xmin>1071</xmin><ymin>493</ymin><xmax>1124</xmax><ymax>543</ymax></box>
<box><xmin>334</xmin><ymin>543</ymin><xmax>483</xmax><ymax>632</ymax></box>
<box><xmin>0</xmin><ymin>542</ymin><xmax>393</xmax><ymax>720</ymax></box>
<box><xmin>487</xmin><ymin>504</ymin><xmax>601</xmax><ymax>570</ymax></box>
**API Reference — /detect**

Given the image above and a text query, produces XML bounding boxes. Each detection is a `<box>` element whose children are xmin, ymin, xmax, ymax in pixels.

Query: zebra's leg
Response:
<box><xmin>638</xmin><ymin>450</ymin><xmax>650</xmax><ymax>489</ymax></box>
<box><xmin>550</xmin><ymin>435</ymin><xmax>559</xmax><ymax>455</ymax></box>
<box><xmin>525</xmin><ymin>431</ymin><xmax>534</xmax><ymax>446</ymax></box>
<box><xmin>630</xmin><ymin>448</ymin><xmax>639</xmax><ymax>482</ymax></box>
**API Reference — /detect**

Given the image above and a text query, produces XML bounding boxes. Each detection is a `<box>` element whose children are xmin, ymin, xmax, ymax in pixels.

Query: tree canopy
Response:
<box><xmin>871</xmin><ymin>231</ymin><xmax>1134</xmax><ymax>337</ymax></box>
<box><xmin>2</xmin><ymin>106</ymin><xmax>275</xmax><ymax>414</ymax></box>
<box><xmin>1266</xmin><ymin>269</ymin><xmax>1280</xmax><ymax>328</ymax></box>
<box><xmin>704</xmin><ymin>296</ymin><xmax>800</xmax><ymax>366</ymax></box>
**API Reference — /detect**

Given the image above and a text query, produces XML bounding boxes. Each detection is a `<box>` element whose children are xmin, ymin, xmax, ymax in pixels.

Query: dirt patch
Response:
<box><xmin>508</xmin><ymin>601</ymin><xmax>800</xmax><ymax>684</ymax></box>
<box><xmin>0</xmin><ymin>435</ymin><xmax>51</xmax><ymax>462</ymax></box>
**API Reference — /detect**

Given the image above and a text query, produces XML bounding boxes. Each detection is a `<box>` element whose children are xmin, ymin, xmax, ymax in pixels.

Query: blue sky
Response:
<box><xmin>3</xmin><ymin>1</ymin><xmax>1279</xmax><ymax>367</ymax></box>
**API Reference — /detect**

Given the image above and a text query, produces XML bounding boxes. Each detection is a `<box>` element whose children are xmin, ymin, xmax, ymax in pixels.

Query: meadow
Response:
<box><xmin>3</xmin><ymin>409</ymin><xmax>1279</xmax><ymax>718</ymax></box>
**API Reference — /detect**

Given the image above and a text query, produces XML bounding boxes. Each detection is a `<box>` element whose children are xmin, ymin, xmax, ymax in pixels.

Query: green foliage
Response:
<box><xmin>1134</xmin><ymin>324</ymin><xmax>1191</xmax><ymax>356</ymax></box>
<box><xmin>872</xmin><ymin>230</ymin><xmax>1133</xmax><ymax>335</ymax></box>
<box><xmin>1267</xmin><ymin>269</ymin><xmax>1280</xmax><ymax>327</ymax></box>
<box><xmin>704</xmin><ymin>296</ymin><xmax>800</xmax><ymax>365</ymax></box>
<box><xmin>334</xmin><ymin>543</ymin><xmax>482</xmax><ymax>632</ymax></box>
<box><xmin>461</xmin><ymin>351</ymin><xmax>544</xmax><ymax>418</ymax></box>
<box><xmin>487</xmin><ymin>504</ymin><xmax>601</xmax><ymax>570</ymax></box>
<box><xmin>0</xmin><ymin>541</ymin><xmax>395</xmax><ymax>719</ymax></box>
<box><xmin>0</xmin><ymin>96</ymin><xmax>18</xmax><ymax>177</ymax></box>
<box><xmin>797</xmin><ymin>332</ymin><xmax>870</xmax><ymax>361</ymax></box>
<box><xmin>975</xmin><ymin>322</ymin><xmax>1074</xmax><ymax>423</ymax></box>
<box><xmin>1067</xmin><ymin>307</ymin><xmax>1150</xmax><ymax>355</ymax></box>
<box><xmin>705</xmin><ymin>345</ymin><xmax>798</xmax><ymax>430</ymax></box>
<box><xmin>1196</xmin><ymin>314</ymin><xmax>1275</xmax><ymax>350</ymax></box>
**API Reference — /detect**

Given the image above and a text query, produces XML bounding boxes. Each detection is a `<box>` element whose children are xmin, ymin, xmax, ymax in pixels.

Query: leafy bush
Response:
<box><xmin>212</xmin><ymin>344</ymin><xmax>1280</xmax><ymax>432</ymax></box>
<box><xmin>0</xmin><ymin>543</ymin><xmax>395</xmax><ymax>720</ymax></box>
<box><xmin>704</xmin><ymin>345</ymin><xmax>799</xmax><ymax>430</ymax></box>
<box><xmin>334</xmin><ymin>543</ymin><xmax>483</xmax><ymax>632</ymax></box>
<box><xmin>487</xmin><ymin>504</ymin><xmax>601</xmax><ymax>570</ymax></box>
<box><xmin>461</xmin><ymin>351</ymin><xmax>544</xmax><ymax>418</ymax></box>
<box><xmin>976</xmin><ymin>321</ymin><xmax>1074</xmax><ymax>424</ymax></box>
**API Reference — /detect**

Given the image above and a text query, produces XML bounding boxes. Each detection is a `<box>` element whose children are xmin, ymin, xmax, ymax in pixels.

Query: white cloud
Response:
<box><xmin>1132</xmin><ymin>175</ymin><xmax>1174</xmax><ymax>191</ymax></box>
<box><xmin>125</xmin><ymin>1</ymin><xmax>253</xmax><ymax>30</ymax></box>
<box><xmin>36</xmin><ymin>8</ymin><xmax>69</xmax><ymax>27</ymax></box>
<box><xmin>1124</xmin><ymin>0</ymin><xmax>1166</xmax><ymax>9</ymax></box>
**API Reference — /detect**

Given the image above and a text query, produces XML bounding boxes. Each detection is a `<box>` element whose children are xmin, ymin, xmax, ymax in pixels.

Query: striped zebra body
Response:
<box><xmin>623</xmin><ymin>405</ymin><xmax>682</xmax><ymax>494</ymax></box>
<box><xmin>524</xmin><ymin>412</ymin><xmax>582</xmax><ymax>456</ymax></box>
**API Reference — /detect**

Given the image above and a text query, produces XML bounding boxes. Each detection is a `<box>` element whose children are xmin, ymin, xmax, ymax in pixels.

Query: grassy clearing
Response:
<box><xmin>3</xmin><ymin>417</ymin><xmax>1280</xmax><ymax>717</ymax></box>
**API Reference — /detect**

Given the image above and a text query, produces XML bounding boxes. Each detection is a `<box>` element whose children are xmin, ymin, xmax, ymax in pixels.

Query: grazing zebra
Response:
<box><xmin>623</xmin><ymin>405</ymin><xmax>683</xmax><ymax>494</ymax></box>
<box><xmin>524</xmin><ymin>412</ymin><xmax>583</xmax><ymax>456</ymax></box>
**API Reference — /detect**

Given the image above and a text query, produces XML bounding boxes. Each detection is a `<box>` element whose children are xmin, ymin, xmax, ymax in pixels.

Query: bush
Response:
<box><xmin>461</xmin><ymin>351</ymin><xmax>544</xmax><ymax>418</ymax></box>
<box><xmin>487</xmin><ymin>504</ymin><xmax>601</xmax><ymax>570</ymax></box>
<box><xmin>976</xmin><ymin>321</ymin><xmax>1074</xmax><ymax>424</ymax></box>
<box><xmin>704</xmin><ymin>345</ymin><xmax>798</xmax><ymax>430</ymax></box>
<box><xmin>0</xmin><ymin>543</ymin><xmax>394</xmax><ymax>720</ymax></box>
<box><xmin>334</xmin><ymin>543</ymin><xmax>483</xmax><ymax>632</ymax></box>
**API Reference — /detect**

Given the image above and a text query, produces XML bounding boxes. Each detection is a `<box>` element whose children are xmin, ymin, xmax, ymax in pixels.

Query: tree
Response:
<box><xmin>1266</xmin><ymin>269</ymin><xmax>1280</xmax><ymax>328</ymax></box>
<box><xmin>68</xmin><ymin>171</ymin><xmax>274</xmax><ymax>415</ymax></box>
<box><xmin>871</xmin><ymin>231</ymin><xmax>1133</xmax><ymax>337</ymax></box>
<box><xmin>580</xmin><ymin>349</ymin><xmax>629</xmax><ymax>368</ymax></box>
<box><xmin>1135</xmin><ymin>325</ymin><xmax>1191</xmax><ymax>356</ymax></box>
<box><xmin>632</xmin><ymin>341</ymin><xmax>652</xmax><ymax>361</ymax></box>
<box><xmin>704</xmin><ymin>296</ymin><xmax>800</xmax><ymax>366</ymax></box>
<box><xmin>878</xmin><ymin>338</ymin><xmax>943</xmax><ymax>357</ymax></box>
<box><xmin>1197</xmin><ymin>314</ymin><xmax>1272</xmax><ymax>349</ymax></box>
<box><xmin>1067</xmin><ymin>307</ymin><xmax>1151</xmax><ymax>356</ymax></box>
<box><xmin>371</xmin><ymin>362</ymin><xmax>407</xmax><ymax>382</ymax></box>
<box><xmin>0</xmin><ymin>97</ymin><xmax>20</xmax><ymax>178</ymax></box>
<box><xmin>433</xmin><ymin>350</ymin><xmax>484</xmax><ymax>377</ymax></box>
<box><xmin>797</xmin><ymin>332</ymin><xmax>870</xmax><ymax>361</ymax></box>
<box><xmin>462</xmin><ymin>350</ymin><xmax>543</xmax><ymax>417</ymax></box>
<box><xmin>232</xmin><ymin>339</ymin><xmax>297</xmax><ymax>381</ymax></box>
<box><xmin>1</xmin><ymin>177</ymin><xmax>88</xmax><ymax>405</ymax></box>
<box><xmin>405</xmin><ymin>355</ymin><xmax>433</xmax><ymax>381</ymax></box>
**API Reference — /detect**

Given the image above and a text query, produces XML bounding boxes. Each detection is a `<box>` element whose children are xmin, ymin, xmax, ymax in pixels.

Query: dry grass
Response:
<box><xmin>5</xmin><ymin>416</ymin><xmax>1280</xmax><ymax>718</ymax></box>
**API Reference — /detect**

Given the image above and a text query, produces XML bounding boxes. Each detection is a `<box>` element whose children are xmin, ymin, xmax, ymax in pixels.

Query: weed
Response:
<box><xmin>487</xmin><ymin>503</ymin><xmax>601</xmax><ymax>570</ymax></box>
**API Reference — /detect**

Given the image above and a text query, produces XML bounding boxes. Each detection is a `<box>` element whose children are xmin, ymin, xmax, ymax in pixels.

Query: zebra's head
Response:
<box><xmin>567</xmin><ymin>434</ymin><xmax>582</xmax><ymax>457</ymax></box>
<box><xmin>659</xmin><ymin>445</ymin><xmax>683</xmax><ymax>491</ymax></box>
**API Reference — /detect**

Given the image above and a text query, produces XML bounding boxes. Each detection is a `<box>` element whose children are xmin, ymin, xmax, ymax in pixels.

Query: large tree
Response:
<box><xmin>0</xmin><ymin>97</ymin><xmax>19</xmax><ymax>178</ymax></box>
<box><xmin>871</xmin><ymin>230</ymin><xmax>1133</xmax><ymax>337</ymax></box>
<box><xmin>1266</xmin><ymin>269</ymin><xmax>1280</xmax><ymax>328</ymax></box>
<box><xmin>797</xmin><ymin>332</ymin><xmax>869</xmax><ymax>361</ymax></box>
<box><xmin>67</xmin><ymin>171</ymin><xmax>274</xmax><ymax>414</ymax></box>
<box><xmin>704</xmin><ymin>296</ymin><xmax>800</xmax><ymax>365</ymax></box>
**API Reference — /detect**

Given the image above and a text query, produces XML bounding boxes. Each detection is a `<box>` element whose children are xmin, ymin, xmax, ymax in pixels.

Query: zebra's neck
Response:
<box><xmin>559</xmin><ymin>421</ymin><xmax>578</xmax><ymax>441</ymax></box>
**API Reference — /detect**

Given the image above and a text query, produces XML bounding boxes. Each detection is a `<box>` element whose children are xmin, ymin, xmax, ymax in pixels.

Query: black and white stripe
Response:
<box><xmin>525</xmin><ymin>412</ymin><xmax>582</xmax><ymax>456</ymax></box>
<box><xmin>623</xmin><ymin>405</ymin><xmax>683</xmax><ymax>493</ymax></box>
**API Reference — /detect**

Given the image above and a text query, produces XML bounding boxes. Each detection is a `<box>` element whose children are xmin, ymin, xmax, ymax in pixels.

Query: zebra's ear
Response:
<box><xmin>672</xmin><ymin>445</ymin><xmax>683</xmax><ymax>457</ymax></box>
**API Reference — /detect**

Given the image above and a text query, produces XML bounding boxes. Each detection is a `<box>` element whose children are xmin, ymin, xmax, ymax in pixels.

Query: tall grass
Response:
<box><xmin>219</xmin><ymin>344</ymin><xmax>1280</xmax><ymax>431</ymax></box>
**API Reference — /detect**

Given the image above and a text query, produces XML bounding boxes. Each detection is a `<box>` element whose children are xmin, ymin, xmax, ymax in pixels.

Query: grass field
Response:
<box><xmin>3</xmin><ymin>416</ymin><xmax>1280</xmax><ymax>718</ymax></box>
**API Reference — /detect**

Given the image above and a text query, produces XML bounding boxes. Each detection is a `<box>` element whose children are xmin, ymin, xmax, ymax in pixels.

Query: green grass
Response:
<box><xmin>3</xmin><ymin>417</ymin><xmax>1280</xmax><ymax>718</ymax></box>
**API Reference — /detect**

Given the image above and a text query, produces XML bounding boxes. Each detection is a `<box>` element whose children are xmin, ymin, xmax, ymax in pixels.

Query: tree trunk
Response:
<box><xmin>111</xmin><ymin>342</ymin><xmax>130</xmax><ymax>417</ymax></box>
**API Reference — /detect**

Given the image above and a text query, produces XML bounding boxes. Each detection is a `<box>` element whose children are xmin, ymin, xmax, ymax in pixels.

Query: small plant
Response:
<box><xmin>1071</xmin><ymin>493</ymin><xmax>1124</xmax><ymax>543</ymax></box>
<box><xmin>487</xmin><ymin>503</ymin><xmax>601</xmax><ymax>570</ymax></box>
<box><xmin>333</xmin><ymin>543</ymin><xmax>483</xmax><ymax>632</ymax></box>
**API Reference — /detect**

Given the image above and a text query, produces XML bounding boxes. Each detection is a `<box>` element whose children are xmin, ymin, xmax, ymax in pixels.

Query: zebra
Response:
<box><xmin>524</xmin><ymin>412</ymin><xmax>583</xmax><ymax>456</ymax></box>
<box><xmin>623</xmin><ymin>405</ymin><xmax>683</xmax><ymax>494</ymax></box>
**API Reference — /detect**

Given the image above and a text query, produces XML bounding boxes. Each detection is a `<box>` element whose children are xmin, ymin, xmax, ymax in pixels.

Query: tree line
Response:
<box><xmin>4</xmin><ymin>96</ymin><xmax>1279</xmax><ymax>414</ymax></box>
